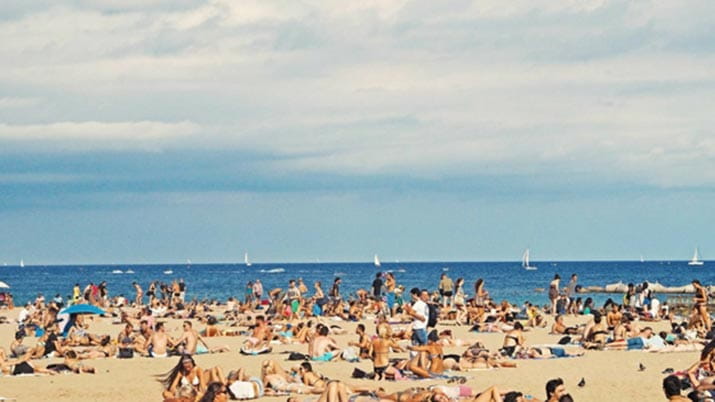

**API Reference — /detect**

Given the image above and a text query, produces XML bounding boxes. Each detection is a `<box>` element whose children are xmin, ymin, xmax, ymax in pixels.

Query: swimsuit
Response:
<box><xmin>312</xmin><ymin>351</ymin><xmax>335</xmax><ymax>362</ymax></box>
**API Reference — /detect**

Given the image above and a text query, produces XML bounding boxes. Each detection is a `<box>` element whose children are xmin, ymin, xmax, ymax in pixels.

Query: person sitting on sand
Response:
<box><xmin>550</xmin><ymin>315</ymin><xmax>579</xmax><ymax>335</ymax></box>
<box><xmin>370</xmin><ymin>322</ymin><xmax>405</xmax><ymax>380</ymax></box>
<box><xmin>309</xmin><ymin>324</ymin><xmax>342</xmax><ymax>362</ymax></box>
<box><xmin>243</xmin><ymin>315</ymin><xmax>272</xmax><ymax>351</ymax></box>
<box><xmin>159</xmin><ymin>354</ymin><xmax>207</xmax><ymax>400</ymax></box>
<box><xmin>500</xmin><ymin>322</ymin><xmax>525</xmax><ymax>357</ymax></box>
<box><xmin>176</xmin><ymin>320</ymin><xmax>229</xmax><ymax>355</ymax></box>
<box><xmin>348</xmin><ymin>324</ymin><xmax>371</xmax><ymax>359</ymax></box>
<box><xmin>407</xmin><ymin>329</ymin><xmax>444</xmax><ymax>378</ymax></box>
<box><xmin>145</xmin><ymin>321</ymin><xmax>173</xmax><ymax>357</ymax></box>
<box><xmin>582</xmin><ymin>311</ymin><xmax>609</xmax><ymax>349</ymax></box>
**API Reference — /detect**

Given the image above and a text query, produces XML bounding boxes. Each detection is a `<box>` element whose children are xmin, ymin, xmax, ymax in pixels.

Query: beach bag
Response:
<box><xmin>118</xmin><ymin>348</ymin><xmax>134</xmax><ymax>359</ymax></box>
<box><xmin>287</xmin><ymin>352</ymin><xmax>308</xmax><ymax>361</ymax></box>
<box><xmin>427</xmin><ymin>303</ymin><xmax>439</xmax><ymax>328</ymax></box>
<box><xmin>558</xmin><ymin>336</ymin><xmax>571</xmax><ymax>345</ymax></box>
<box><xmin>351</xmin><ymin>368</ymin><xmax>367</xmax><ymax>379</ymax></box>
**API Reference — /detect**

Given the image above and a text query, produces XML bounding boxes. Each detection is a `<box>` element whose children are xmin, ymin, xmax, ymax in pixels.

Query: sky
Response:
<box><xmin>0</xmin><ymin>0</ymin><xmax>714</xmax><ymax>264</ymax></box>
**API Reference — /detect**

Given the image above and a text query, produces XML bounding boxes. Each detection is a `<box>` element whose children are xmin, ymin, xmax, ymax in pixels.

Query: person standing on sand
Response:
<box><xmin>548</xmin><ymin>275</ymin><xmax>560</xmax><ymax>315</ymax></box>
<box><xmin>253</xmin><ymin>280</ymin><xmax>263</xmax><ymax>304</ymax></box>
<box><xmin>438</xmin><ymin>273</ymin><xmax>454</xmax><ymax>309</ymax></box>
<box><xmin>405</xmin><ymin>288</ymin><xmax>429</xmax><ymax>346</ymax></box>
<box><xmin>693</xmin><ymin>280</ymin><xmax>711</xmax><ymax>331</ymax></box>
<box><xmin>372</xmin><ymin>272</ymin><xmax>383</xmax><ymax>299</ymax></box>
<box><xmin>133</xmin><ymin>282</ymin><xmax>143</xmax><ymax>306</ymax></box>
<box><xmin>565</xmin><ymin>274</ymin><xmax>578</xmax><ymax>314</ymax></box>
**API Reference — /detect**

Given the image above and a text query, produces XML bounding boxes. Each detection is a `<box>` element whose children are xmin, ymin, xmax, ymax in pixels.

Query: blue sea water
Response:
<box><xmin>0</xmin><ymin>260</ymin><xmax>708</xmax><ymax>307</ymax></box>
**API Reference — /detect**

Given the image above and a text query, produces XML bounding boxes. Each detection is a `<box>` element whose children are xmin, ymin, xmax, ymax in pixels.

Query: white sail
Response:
<box><xmin>374</xmin><ymin>254</ymin><xmax>381</xmax><ymax>267</ymax></box>
<box><xmin>245</xmin><ymin>252</ymin><xmax>252</xmax><ymax>267</ymax></box>
<box><xmin>689</xmin><ymin>247</ymin><xmax>704</xmax><ymax>266</ymax></box>
<box><xmin>522</xmin><ymin>249</ymin><xmax>537</xmax><ymax>270</ymax></box>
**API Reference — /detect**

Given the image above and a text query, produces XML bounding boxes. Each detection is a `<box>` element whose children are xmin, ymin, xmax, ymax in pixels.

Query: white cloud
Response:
<box><xmin>0</xmin><ymin>1</ymin><xmax>713</xmax><ymax>188</ymax></box>
<box><xmin>0</xmin><ymin>121</ymin><xmax>199</xmax><ymax>150</ymax></box>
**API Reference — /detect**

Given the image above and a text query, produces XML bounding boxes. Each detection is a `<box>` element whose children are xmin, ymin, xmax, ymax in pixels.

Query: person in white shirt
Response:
<box><xmin>404</xmin><ymin>288</ymin><xmax>429</xmax><ymax>346</ymax></box>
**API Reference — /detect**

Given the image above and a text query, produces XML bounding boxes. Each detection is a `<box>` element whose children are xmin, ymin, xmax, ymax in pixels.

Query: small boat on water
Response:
<box><xmin>689</xmin><ymin>247</ymin><xmax>704</xmax><ymax>266</ymax></box>
<box><xmin>523</xmin><ymin>249</ymin><xmax>537</xmax><ymax>270</ymax></box>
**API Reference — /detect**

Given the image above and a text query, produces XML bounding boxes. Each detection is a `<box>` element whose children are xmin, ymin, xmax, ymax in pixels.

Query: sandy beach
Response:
<box><xmin>0</xmin><ymin>304</ymin><xmax>696</xmax><ymax>401</ymax></box>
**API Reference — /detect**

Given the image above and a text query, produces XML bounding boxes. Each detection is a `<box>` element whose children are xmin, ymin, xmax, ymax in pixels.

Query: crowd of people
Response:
<box><xmin>1</xmin><ymin>271</ymin><xmax>714</xmax><ymax>401</ymax></box>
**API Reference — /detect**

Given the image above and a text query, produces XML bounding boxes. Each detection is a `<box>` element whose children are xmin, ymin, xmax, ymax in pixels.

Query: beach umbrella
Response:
<box><xmin>0</xmin><ymin>280</ymin><xmax>9</xmax><ymax>289</ymax></box>
<box><xmin>60</xmin><ymin>304</ymin><xmax>105</xmax><ymax>315</ymax></box>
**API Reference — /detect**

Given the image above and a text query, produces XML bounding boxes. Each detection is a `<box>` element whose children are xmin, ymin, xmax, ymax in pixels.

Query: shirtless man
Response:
<box><xmin>176</xmin><ymin>321</ymin><xmax>229</xmax><ymax>355</ymax></box>
<box><xmin>309</xmin><ymin>325</ymin><xmax>341</xmax><ymax>361</ymax></box>
<box><xmin>607</xmin><ymin>304</ymin><xmax>623</xmax><ymax>329</ymax></box>
<box><xmin>133</xmin><ymin>282</ymin><xmax>143</xmax><ymax>306</ymax></box>
<box><xmin>146</xmin><ymin>322</ymin><xmax>172</xmax><ymax>357</ymax></box>
<box><xmin>244</xmin><ymin>315</ymin><xmax>272</xmax><ymax>351</ymax></box>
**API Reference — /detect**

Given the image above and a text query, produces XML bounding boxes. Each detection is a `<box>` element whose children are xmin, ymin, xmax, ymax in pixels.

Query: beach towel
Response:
<box><xmin>240</xmin><ymin>345</ymin><xmax>272</xmax><ymax>355</ymax></box>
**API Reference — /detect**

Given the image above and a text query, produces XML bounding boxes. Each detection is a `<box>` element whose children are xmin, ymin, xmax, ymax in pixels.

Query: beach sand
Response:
<box><xmin>0</xmin><ymin>307</ymin><xmax>694</xmax><ymax>401</ymax></box>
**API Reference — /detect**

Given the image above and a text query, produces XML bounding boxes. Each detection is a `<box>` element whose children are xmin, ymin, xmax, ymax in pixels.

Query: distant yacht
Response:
<box><xmin>374</xmin><ymin>254</ymin><xmax>381</xmax><ymax>268</ymax></box>
<box><xmin>522</xmin><ymin>249</ymin><xmax>537</xmax><ymax>270</ymax></box>
<box><xmin>689</xmin><ymin>247</ymin><xmax>704</xmax><ymax>266</ymax></box>
<box><xmin>244</xmin><ymin>252</ymin><xmax>252</xmax><ymax>267</ymax></box>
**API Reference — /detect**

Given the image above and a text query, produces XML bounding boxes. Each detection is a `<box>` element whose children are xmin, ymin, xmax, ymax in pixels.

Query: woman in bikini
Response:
<box><xmin>500</xmin><ymin>322</ymin><xmax>525</xmax><ymax>357</ymax></box>
<box><xmin>407</xmin><ymin>330</ymin><xmax>445</xmax><ymax>378</ymax></box>
<box><xmin>470</xmin><ymin>279</ymin><xmax>488</xmax><ymax>324</ymax></box>
<box><xmin>77</xmin><ymin>335</ymin><xmax>116</xmax><ymax>359</ymax></box>
<box><xmin>159</xmin><ymin>355</ymin><xmax>207</xmax><ymax>400</ymax></box>
<box><xmin>370</xmin><ymin>323</ymin><xmax>405</xmax><ymax>380</ymax></box>
<box><xmin>582</xmin><ymin>311</ymin><xmax>609</xmax><ymax>349</ymax></box>
<box><xmin>693</xmin><ymin>280</ymin><xmax>711</xmax><ymax>331</ymax></box>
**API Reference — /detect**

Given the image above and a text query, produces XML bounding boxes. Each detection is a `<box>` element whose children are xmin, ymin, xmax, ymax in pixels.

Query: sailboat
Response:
<box><xmin>374</xmin><ymin>254</ymin><xmax>381</xmax><ymax>268</ymax></box>
<box><xmin>244</xmin><ymin>252</ymin><xmax>252</xmax><ymax>267</ymax></box>
<box><xmin>688</xmin><ymin>248</ymin><xmax>704</xmax><ymax>266</ymax></box>
<box><xmin>522</xmin><ymin>249</ymin><xmax>537</xmax><ymax>270</ymax></box>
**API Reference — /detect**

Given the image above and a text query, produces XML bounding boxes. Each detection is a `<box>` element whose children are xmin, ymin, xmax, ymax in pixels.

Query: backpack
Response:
<box><xmin>427</xmin><ymin>303</ymin><xmax>439</xmax><ymax>328</ymax></box>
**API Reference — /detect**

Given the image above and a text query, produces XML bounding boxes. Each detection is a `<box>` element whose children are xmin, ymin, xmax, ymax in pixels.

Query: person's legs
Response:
<box><xmin>472</xmin><ymin>385</ymin><xmax>500</xmax><ymax>402</ymax></box>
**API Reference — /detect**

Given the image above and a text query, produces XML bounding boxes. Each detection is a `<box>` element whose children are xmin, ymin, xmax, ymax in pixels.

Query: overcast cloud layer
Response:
<box><xmin>1</xmin><ymin>1</ymin><xmax>713</xmax><ymax>263</ymax></box>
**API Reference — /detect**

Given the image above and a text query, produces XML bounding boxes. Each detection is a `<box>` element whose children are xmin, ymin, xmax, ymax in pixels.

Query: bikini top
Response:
<box><xmin>180</xmin><ymin>372</ymin><xmax>200</xmax><ymax>387</ymax></box>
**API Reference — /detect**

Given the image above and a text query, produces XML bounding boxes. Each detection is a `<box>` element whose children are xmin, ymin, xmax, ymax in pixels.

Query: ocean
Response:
<box><xmin>0</xmin><ymin>260</ymin><xmax>708</xmax><ymax>308</ymax></box>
